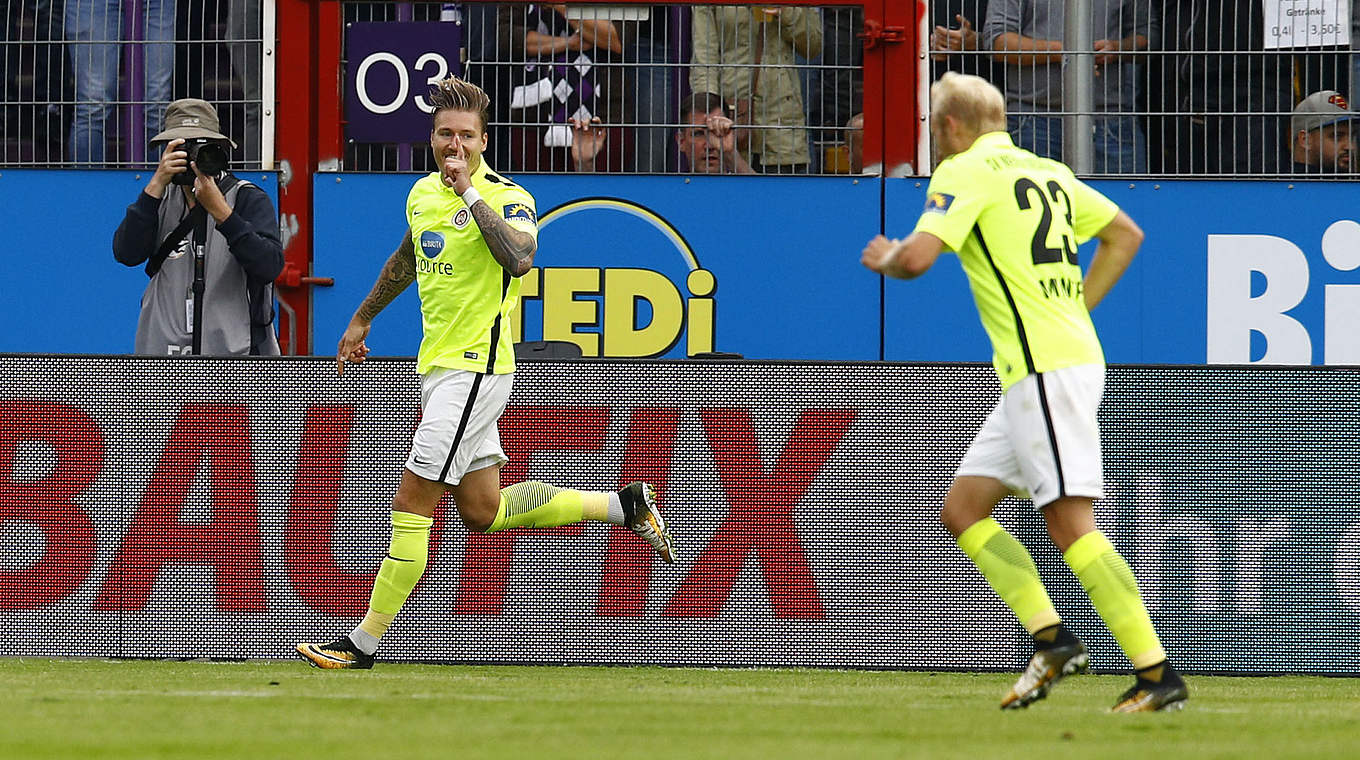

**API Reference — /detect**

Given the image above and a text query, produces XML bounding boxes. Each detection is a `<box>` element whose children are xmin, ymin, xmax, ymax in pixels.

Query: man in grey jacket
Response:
<box><xmin>114</xmin><ymin>98</ymin><xmax>283</xmax><ymax>355</ymax></box>
<box><xmin>982</xmin><ymin>0</ymin><xmax>1157</xmax><ymax>173</ymax></box>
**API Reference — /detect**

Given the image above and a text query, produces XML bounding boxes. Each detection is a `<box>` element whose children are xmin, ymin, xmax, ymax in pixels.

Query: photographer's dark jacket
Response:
<box><xmin>113</xmin><ymin>175</ymin><xmax>284</xmax><ymax>355</ymax></box>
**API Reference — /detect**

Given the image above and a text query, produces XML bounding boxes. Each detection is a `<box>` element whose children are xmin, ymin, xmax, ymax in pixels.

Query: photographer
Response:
<box><xmin>113</xmin><ymin>98</ymin><xmax>284</xmax><ymax>355</ymax></box>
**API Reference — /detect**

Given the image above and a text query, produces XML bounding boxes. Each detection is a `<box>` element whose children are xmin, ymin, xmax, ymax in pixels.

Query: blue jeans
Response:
<box><xmin>66</xmin><ymin>0</ymin><xmax>176</xmax><ymax>164</ymax></box>
<box><xmin>1009</xmin><ymin>114</ymin><xmax>1147</xmax><ymax>173</ymax></box>
<box><xmin>630</xmin><ymin>40</ymin><xmax>673</xmax><ymax>174</ymax></box>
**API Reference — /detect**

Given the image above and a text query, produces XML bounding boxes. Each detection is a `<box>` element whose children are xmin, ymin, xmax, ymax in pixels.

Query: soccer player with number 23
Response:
<box><xmin>861</xmin><ymin>72</ymin><xmax>1188</xmax><ymax>712</ymax></box>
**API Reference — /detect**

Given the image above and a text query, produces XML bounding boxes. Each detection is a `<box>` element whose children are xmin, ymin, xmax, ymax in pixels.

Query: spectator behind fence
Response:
<box><xmin>497</xmin><ymin>3</ymin><xmax>630</xmax><ymax>172</ymax></box>
<box><xmin>1174</xmin><ymin>0</ymin><xmax>1290</xmax><ymax>175</ymax></box>
<box><xmin>113</xmin><ymin>99</ymin><xmax>283</xmax><ymax>355</ymax></box>
<box><xmin>65</xmin><ymin>0</ymin><xmax>176</xmax><ymax>164</ymax></box>
<box><xmin>690</xmin><ymin>5</ymin><xmax>822</xmax><ymax>173</ymax></box>
<box><xmin>226</xmin><ymin>0</ymin><xmax>262</xmax><ymax>165</ymax></box>
<box><xmin>1289</xmin><ymin>90</ymin><xmax>1357</xmax><ymax>175</ymax></box>
<box><xmin>846</xmin><ymin>112</ymin><xmax>913</xmax><ymax>177</ymax></box>
<box><xmin>982</xmin><ymin>0</ymin><xmax>1156</xmax><ymax>173</ymax></box>
<box><xmin>675</xmin><ymin>92</ymin><xmax>754</xmax><ymax>174</ymax></box>
<box><xmin>624</xmin><ymin>5</ymin><xmax>678</xmax><ymax>173</ymax></box>
<box><xmin>931</xmin><ymin>0</ymin><xmax>997</xmax><ymax>82</ymax></box>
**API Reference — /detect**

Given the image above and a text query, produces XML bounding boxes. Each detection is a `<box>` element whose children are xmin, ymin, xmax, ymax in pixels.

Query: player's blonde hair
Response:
<box><xmin>428</xmin><ymin>75</ymin><xmax>491</xmax><ymax>131</ymax></box>
<box><xmin>930</xmin><ymin>72</ymin><xmax>1007</xmax><ymax>134</ymax></box>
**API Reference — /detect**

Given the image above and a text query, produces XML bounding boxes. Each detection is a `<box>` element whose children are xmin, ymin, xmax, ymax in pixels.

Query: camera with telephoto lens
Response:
<box><xmin>171</xmin><ymin>137</ymin><xmax>230</xmax><ymax>185</ymax></box>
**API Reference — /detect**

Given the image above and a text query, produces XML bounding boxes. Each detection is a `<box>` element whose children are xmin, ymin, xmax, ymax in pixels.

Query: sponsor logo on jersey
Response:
<box><xmin>503</xmin><ymin>203</ymin><xmax>537</xmax><ymax>224</ymax></box>
<box><xmin>419</xmin><ymin>230</ymin><xmax>445</xmax><ymax>258</ymax></box>
<box><xmin>924</xmin><ymin>192</ymin><xmax>955</xmax><ymax>214</ymax></box>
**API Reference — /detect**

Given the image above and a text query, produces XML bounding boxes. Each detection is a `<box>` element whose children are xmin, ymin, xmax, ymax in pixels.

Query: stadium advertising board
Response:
<box><xmin>313</xmin><ymin>174</ymin><xmax>882</xmax><ymax>360</ymax></box>
<box><xmin>2</xmin><ymin>357</ymin><xmax>1358</xmax><ymax>674</ymax></box>
<box><xmin>1</xmin><ymin>170</ymin><xmax>1358</xmax><ymax>364</ymax></box>
<box><xmin>883</xmin><ymin>179</ymin><xmax>1360</xmax><ymax>365</ymax></box>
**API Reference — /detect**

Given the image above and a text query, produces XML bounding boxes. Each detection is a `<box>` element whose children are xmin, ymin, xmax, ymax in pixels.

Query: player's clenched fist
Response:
<box><xmin>861</xmin><ymin>234</ymin><xmax>904</xmax><ymax>276</ymax></box>
<box><xmin>442</xmin><ymin>143</ymin><xmax>472</xmax><ymax>194</ymax></box>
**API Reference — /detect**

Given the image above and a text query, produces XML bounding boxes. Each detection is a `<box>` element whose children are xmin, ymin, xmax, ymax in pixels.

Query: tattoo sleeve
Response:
<box><xmin>353</xmin><ymin>229</ymin><xmax>417</xmax><ymax>323</ymax></box>
<box><xmin>469</xmin><ymin>199</ymin><xmax>537</xmax><ymax>276</ymax></box>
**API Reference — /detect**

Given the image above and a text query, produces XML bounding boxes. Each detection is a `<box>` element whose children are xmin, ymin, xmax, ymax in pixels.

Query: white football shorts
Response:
<box><xmin>955</xmin><ymin>363</ymin><xmax>1105</xmax><ymax>508</ymax></box>
<box><xmin>406</xmin><ymin>368</ymin><xmax>513</xmax><ymax>486</ymax></box>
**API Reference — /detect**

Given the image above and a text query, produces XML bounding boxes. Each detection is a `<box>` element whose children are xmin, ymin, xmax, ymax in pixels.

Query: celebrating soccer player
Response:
<box><xmin>297</xmin><ymin>75</ymin><xmax>676</xmax><ymax>670</ymax></box>
<box><xmin>861</xmin><ymin>72</ymin><xmax>1188</xmax><ymax>712</ymax></box>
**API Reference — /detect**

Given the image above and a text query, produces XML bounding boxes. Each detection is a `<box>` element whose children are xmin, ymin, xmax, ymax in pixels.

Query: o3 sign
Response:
<box><xmin>354</xmin><ymin>51</ymin><xmax>452</xmax><ymax>115</ymax></box>
<box><xmin>345</xmin><ymin>22</ymin><xmax>465</xmax><ymax>143</ymax></box>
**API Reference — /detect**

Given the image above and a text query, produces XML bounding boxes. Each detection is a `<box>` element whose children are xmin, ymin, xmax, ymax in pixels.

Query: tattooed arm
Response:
<box><xmin>469</xmin><ymin>200</ymin><xmax>537</xmax><ymax>277</ymax></box>
<box><xmin>337</xmin><ymin>229</ymin><xmax>417</xmax><ymax>375</ymax></box>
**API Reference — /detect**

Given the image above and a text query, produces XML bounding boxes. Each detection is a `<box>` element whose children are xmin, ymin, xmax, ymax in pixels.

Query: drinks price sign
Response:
<box><xmin>1263</xmin><ymin>0</ymin><xmax>1351</xmax><ymax>49</ymax></box>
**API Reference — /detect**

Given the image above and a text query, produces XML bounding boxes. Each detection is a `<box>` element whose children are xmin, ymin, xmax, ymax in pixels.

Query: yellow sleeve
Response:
<box><xmin>912</xmin><ymin>159</ymin><xmax>986</xmax><ymax>252</ymax></box>
<box><xmin>496</xmin><ymin>187</ymin><xmax>538</xmax><ymax>239</ymax></box>
<box><xmin>1065</xmin><ymin>174</ymin><xmax>1120</xmax><ymax>244</ymax></box>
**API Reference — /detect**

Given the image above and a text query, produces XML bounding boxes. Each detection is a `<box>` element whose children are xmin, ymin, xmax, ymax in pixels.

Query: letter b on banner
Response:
<box><xmin>1206</xmin><ymin>234</ymin><xmax>1311</xmax><ymax>363</ymax></box>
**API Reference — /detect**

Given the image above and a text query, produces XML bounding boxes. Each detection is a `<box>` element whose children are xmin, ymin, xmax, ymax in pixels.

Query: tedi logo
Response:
<box><xmin>1206</xmin><ymin>220</ymin><xmax>1360</xmax><ymax>364</ymax></box>
<box><xmin>516</xmin><ymin>197</ymin><xmax>716</xmax><ymax>357</ymax></box>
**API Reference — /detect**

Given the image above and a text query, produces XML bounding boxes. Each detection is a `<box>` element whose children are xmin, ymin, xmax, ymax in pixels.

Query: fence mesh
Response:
<box><xmin>4</xmin><ymin>1</ymin><xmax>1358</xmax><ymax>177</ymax></box>
<box><xmin>1</xmin><ymin>0</ymin><xmax>263</xmax><ymax>169</ymax></box>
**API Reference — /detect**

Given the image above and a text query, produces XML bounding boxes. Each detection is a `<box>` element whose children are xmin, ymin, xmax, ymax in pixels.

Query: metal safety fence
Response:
<box><xmin>0</xmin><ymin>0</ymin><xmax>269</xmax><ymax>169</ymax></box>
<box><xmin>929</xmin><ymin>0</ymin><xmax>1360</xmax><ymax>177</ymax></box>
<box><xmin>5</xmin><ymin>1</ymin><xmax>1359</xmax><ymax>177</ymax></box>
<box><xmin>340</xmin><ymin>2</ymin><xmax>865</xmax><ymax>176</ymax></box>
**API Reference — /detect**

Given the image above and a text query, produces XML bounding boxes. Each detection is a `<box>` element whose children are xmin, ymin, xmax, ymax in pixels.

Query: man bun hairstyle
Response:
<box><xmin>429</xmin><ymin>75</ymin><xmax>491</xmax><ymax>131</ymax></box>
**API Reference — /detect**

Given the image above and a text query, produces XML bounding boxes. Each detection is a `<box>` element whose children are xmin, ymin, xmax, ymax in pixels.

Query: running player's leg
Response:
<box><xmin>957</xmin><ymin>382</ymin><xmax>1086</xmax><ymax>709</ymax></box>
<box><xmin>442</xmin><ymin>372</ymin><xmax>674</xmax><ymax>560</ymax></box>
<box><xmin>1029</xmin><ymin>365</ymin><xmax>1186</xmax><ymax>711</ymax></box>
<box><xmin>296</xmin><ymin>469</ymin><xmax>444</xmax><ymax>669</ymax></box>
<box><xmin>1044</xmin><ymin>497</ymin><xmax>1188</xmax><ymax>712</ymax></box>
<box><xmin>945</xmin><ymin>476</ymin><xmax>1061</xmax><ymax>638</ymax></box>
<box><xmin>455</xmin><ymin>442</ymin><xmax>675</xmax><ymax>563</ymax></box>
<box><xmin>949</xmin><ymin>404</ymin><xmax>1064</xmax><ymax>643</ymax></box>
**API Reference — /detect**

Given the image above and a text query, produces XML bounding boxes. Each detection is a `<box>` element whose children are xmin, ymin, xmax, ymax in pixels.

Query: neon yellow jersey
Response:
<box><xmin>405</xmin><ymin>161</ymin><xmax>538</xmax><ymax>375</ymax></box>
<box><xmin>913</xmin><ymin>132</ymin><xmax>1119</xmax><ymax>390</ymax></box>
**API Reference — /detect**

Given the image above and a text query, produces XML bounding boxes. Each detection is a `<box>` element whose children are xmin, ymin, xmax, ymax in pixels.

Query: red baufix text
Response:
<box><xmin>0</xmin><ymin>400</ymin><xmax>855</xmax><ymax>619</ymax></box>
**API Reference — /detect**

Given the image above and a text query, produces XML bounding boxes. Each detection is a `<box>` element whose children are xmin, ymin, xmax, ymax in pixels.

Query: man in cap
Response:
<box><xmin>113</xmin><ymin>98</ymin><xmax>284</xmax><ymax>355</ymax></box>
<box><xmin>1290</xmin><ymin>90</ymin><xmax>1357</xmax><ymax>175</ymax></box>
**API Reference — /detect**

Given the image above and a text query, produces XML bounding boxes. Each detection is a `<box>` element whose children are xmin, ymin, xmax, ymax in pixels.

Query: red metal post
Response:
<box><xmin>272</xmin><ymin>0</ymin><xmax>315</xmax><ymax>354</ymax></box>
<box><xmin>273</xmin><ymin>0</ymin><xmax>344</xmax><ymax>355</ymax></box>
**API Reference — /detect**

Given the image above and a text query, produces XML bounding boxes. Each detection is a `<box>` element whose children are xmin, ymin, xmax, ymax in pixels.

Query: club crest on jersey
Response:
<box><xmin>452</xmin><ymin>207</ymin><xmax>471</xmax><ymax>229</ymax></box>
<box><xmin>419</xmin><ymin>230</ymin><xmax>445</xmax><ymax>258</ymax></box>
<box><xmin>503</xmin><ymin>203</ymin><xmax>536</xmax><ymax>224</ymax></box>
<box><xmin>924</xmin><ymin>192</ymin><xmax>955</xmax><ymax>214</ymax></box>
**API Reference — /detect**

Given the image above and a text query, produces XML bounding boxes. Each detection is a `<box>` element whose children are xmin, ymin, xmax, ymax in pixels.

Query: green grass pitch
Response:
<box><xmin>3</xmin><ymin>659</ymin><xmax>1356</xmax><ymax>759</ymax></box>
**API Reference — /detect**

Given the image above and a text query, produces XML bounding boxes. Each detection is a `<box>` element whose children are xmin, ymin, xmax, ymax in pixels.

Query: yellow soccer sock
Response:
<box><xmin>349</xmin><ymin>510</ymin><xmax>432</xmax><ymax>654</ymax></box>
<box><xmin>956</xmin><ymin>518</ymin><xmax>1062</xmax><ymax>635</ymax></box>
<box><xmin>485</xmin><ymin>481</ymin><xmax>617</xmax><ymax>533</ymax></box>
<box><xmin>1063</xmin><ymin>530</ymin><xmax>1166</xmax><ymax>670</ymax></box>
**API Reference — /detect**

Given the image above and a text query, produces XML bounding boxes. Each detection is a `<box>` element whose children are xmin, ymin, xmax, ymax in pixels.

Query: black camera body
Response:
<box><xmin>171</xmin><ymin>137</ymin><xmax>231</xmax><ymax>185</ymax></box>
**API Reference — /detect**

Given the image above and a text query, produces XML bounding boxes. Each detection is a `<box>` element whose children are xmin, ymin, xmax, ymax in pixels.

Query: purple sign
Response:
<box><xmin>344</xmin><ymin>22</ymin><xmax>465</xmax><ymax>143</ymax></box>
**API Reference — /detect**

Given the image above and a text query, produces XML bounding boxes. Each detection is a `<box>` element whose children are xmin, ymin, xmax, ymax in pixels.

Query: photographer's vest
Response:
<box><xmin>135</xmin><ymin>178</ymin><xmax>280</xmax><ymax>356</ymax></box>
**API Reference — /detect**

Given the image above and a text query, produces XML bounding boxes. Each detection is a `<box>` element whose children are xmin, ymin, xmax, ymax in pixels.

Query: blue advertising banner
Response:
<box><xmin>344</xmin><ymin>22</ymin><xmax>465</xmax><ymax>143</ymax></box>
<box><xmin>2</xmin><ymin>170</ymin><xmax>279</xmax><ymax>354</ymax></box>
<box><xmin>3</xmin><ymin>168</ymin><xmax>1358</xmax><ymax>363</ymax></box>
<box><xmin>883</xmin><ymin>178</ymin><xmax>1360</xmax><ymax>365</ymax></box>
<box><xmin>312</xmin><ymin>173</ymin><xmax>883</xmax><ymax>359</ymax></box>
